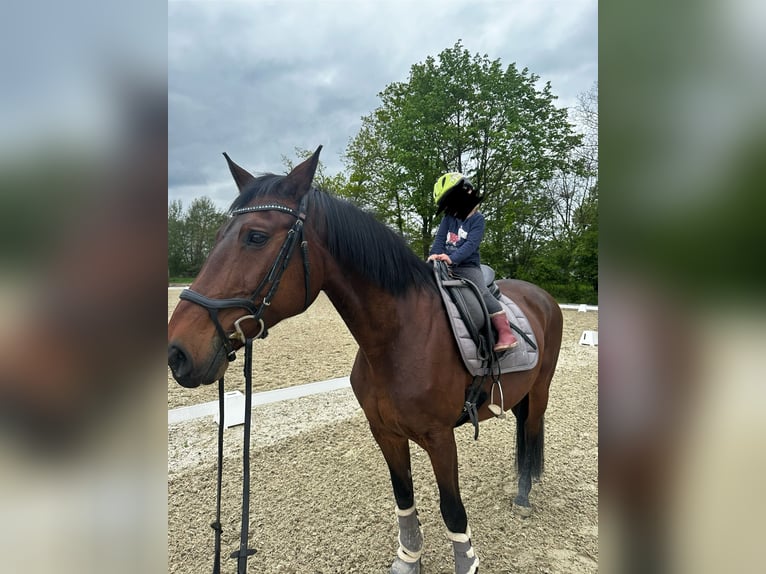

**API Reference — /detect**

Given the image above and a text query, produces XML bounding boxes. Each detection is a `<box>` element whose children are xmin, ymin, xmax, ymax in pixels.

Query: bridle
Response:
<box><xmin>179</xmin><ymin>193</ymin><xmax>312</xmax><ymax>361</ymax></box>
<box><xmin>176</xmin><ymin>193</ymin><xmax>311</xmax><ymax>574</ymax></box>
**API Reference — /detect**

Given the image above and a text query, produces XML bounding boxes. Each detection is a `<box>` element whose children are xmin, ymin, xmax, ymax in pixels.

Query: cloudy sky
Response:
<box><xmin>169</xmin><ymin>0</ymin><xmax>597</xmax><ymax>211</ymax></box>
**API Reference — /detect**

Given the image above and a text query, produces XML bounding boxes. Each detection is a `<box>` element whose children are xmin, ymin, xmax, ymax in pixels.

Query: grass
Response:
<box><xmin>168</xmin><ymin>276</ymin><xmax>195</xmax><ymax>285</ymax></box>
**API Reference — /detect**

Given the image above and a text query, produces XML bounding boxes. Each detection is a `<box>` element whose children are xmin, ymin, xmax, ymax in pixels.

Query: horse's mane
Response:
<box><xmin>229</xmin><ymin>174</ymin><xmax>437</xmax><ymax>297</ymax></box>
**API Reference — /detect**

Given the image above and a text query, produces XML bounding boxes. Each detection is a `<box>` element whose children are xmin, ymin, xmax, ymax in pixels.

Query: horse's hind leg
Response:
<box><xmin>512</xmin><ymin>382</ymin><xmax>549</xmax><ymax>516</ymax></box>
<box><xmin>370</xmin><ymin>426</ymin><xmax>423</xmax><ymax>574</ymax></box>
<box><xmin>422</xmin><ymin>430</ymin><xmax>479</xmax><ymax>574</ymax></box>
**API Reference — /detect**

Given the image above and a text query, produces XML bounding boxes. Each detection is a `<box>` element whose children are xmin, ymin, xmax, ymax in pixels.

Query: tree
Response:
<box><xmin>168</xmin><ymin>199</ymin><xmax>185</xmax><ymax>277</ymax></box>
<box><xmin>281</xmin><ymin>147</ymin><xmax>349</xmax><ymax>194</ymax></box>
<box><xmin>517</xmin><ymin>82</ymin><xmax>598</xmax><ymax>302</ymax></box>
<box><xmin>568</xmin><ymin>82</ymin><xmax>598</xmax><ymax>300</ymax></box>
<box><xmin>185</xmin><ymin>197</ymin><xmax>227</xmax><ymax>273</ymax></box>
<box><xmin>571</xmin><ymin>183</ymin><xmax>598</xmax><ymax>297</ymax></box>
<box><xmin>343</xmin><ymin>41</ymin><xmax>584</xmax><ymax>264</ymax></box>
<box><xmin>167</xmin><ymin>196</ymin><xmax>228</xmax><ymax>277</ymax></box>
<box><xmin>573</xmin><ymin>81</ymin><xmax>598</xmax><ymax>177</ymax></box>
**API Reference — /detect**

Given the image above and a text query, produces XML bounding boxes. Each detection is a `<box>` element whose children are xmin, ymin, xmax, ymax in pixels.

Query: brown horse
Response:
<box><xmin>167</xmin><ymin>147</ymin><xmax>563</xmax><ymax>574</ymax></box>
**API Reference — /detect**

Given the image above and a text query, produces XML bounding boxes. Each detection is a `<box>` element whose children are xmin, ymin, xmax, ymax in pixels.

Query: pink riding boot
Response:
<box><xmin>490</xmin><ymin>311</ymin><xmax>518</xmax><ymax>352</ymax></box>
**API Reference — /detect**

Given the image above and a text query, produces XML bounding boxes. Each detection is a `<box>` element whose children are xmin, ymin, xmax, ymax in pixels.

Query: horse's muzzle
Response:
<box><xmin>168</xmin><ymin>342</ymin><xmax>200</xmax><ymax>388</ymax></box>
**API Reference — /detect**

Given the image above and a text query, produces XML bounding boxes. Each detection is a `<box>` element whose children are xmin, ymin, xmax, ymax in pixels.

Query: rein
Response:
<box><xmin>207</xmin><ymin>343</ymin><xmax>256</xmax><ymax>574</ymax></box>
<box><xmin>178</xmin><ymin>195</ymin><xmax>311</xmax><ymax>574</ymax></box>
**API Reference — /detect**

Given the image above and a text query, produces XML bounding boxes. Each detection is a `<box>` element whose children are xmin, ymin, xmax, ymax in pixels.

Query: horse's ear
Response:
<box><xmin>284</xmin><ymin>145</ymin><xmax>322</xmax><ymax>198</ymax></box>
<box><xmin>223</xmin><ymin>152</ymin><xmax>256</xmax><ymax>194</ymax></box>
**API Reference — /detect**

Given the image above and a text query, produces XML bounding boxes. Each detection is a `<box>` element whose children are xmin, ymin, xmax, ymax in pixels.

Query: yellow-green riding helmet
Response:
<box><xmin>433</xmin><ymin>172</ymin><xmax>482</xmax><ymax>217</ymax></box>
<box><xmin>433</xmin><ymin>173</ymin><xmax>470</xmax><ymax>204</ymax></box>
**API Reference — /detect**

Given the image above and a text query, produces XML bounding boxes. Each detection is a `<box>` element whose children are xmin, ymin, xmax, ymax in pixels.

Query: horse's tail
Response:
<box><xmin>512</xmin><ymin>393</ymin><xmax>545</xmax><ymax>479</ymax></box>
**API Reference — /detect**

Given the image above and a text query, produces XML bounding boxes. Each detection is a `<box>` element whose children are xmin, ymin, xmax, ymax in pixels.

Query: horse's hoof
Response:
<box><xmin>390</xmin><ymin>557</ymin><xmax>421</xmax><ymax>574</ymax></box>
<box><xmin>513</xmin><ymin>499</ymin><xmax>533</xmax><ymax>517</ymax></box>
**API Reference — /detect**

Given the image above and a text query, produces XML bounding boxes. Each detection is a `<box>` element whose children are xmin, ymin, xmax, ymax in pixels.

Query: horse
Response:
<box><xmin>167</xmin><ymin>147</ymin><xmax>563</xmax><ymax>574</ymax></box>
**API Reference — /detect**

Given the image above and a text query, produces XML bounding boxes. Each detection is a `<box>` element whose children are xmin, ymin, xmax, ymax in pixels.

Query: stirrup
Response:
<box><xmin>494</xmin><ymin>339</ymin><xmax>518</xmax><ymax>352</ymax></box>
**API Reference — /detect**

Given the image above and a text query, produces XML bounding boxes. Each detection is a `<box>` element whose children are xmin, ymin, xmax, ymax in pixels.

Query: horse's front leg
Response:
<box><xmin>422</xmin><ymin>430</ymin><xmax>479</xmax><ymax>574</ymax></box>
<box><xmin>370</xmin><ymin>426</ymin><xmax>423</xmax><ymax>574</ymax></box>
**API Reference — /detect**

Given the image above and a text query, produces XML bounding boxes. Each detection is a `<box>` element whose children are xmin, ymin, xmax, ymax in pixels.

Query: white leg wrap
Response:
<box><xmin>395</xmin><ymin>505</ymin><xmax>423</xmax><ymax>562</ymax></box>
<box><xmin>447</xmin><ymin>525</ymin><xmax>479</xmax><ymax>574</ymax></box>
<box><xmin>446</xmin><ymin>525</ymin><xmax>472</xmax><ymax>544</ymax></box>
<box><xmin>395</xmin><ymin>504</ymin><xmax>417</xmax><ymax>517</ymax></box>
<box><xmin>396</xmin><ymin>545</ymin><xmax>422</xmax><ymax>563</ymax></box>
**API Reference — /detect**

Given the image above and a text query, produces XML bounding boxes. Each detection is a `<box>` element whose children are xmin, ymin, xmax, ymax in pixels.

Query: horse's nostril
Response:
<box><xmin>168</xmin><ymin>343</ymin><xmax>188</xmax><ymax>375</ymax></box>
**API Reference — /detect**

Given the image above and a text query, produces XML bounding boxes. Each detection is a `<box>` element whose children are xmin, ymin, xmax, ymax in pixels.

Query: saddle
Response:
<box><xmin>433</xmin><ymin>261</ymin><xmax>539</xmax><ymax>377</ymax></box>
<box><xmin>435</xmin><ymin>262</ymin><xmax>495</xmax><ymax>348</ymax></box>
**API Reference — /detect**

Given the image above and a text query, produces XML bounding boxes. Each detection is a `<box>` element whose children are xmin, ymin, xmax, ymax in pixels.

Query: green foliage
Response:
<box><xmin>281</xmin><ymin>147</ymin><xmax>350</xmax><ymax>194</ymax></box>
<box><xmin>168</xmin><ymin>276</ymin><xmax>196</xmax><ymax>285</ymax></box>
<box><xmin>167</xmin><ymin>54</ymin><xmax>599</xmax><ymax>303</ymax></box>
<box><xmin>571</xmin><ymin>183</ymin><xmax>598</xmax><ymax>296</ymax></box>
<box><xmin>342</xmin><ymin>41</ymin><xmax>597</xmax><ymax>301</ymax></box>
<box><xmin>167</xmin><ymin>197</ymin><xmax>228</xmax><ymax>278</ymax></box>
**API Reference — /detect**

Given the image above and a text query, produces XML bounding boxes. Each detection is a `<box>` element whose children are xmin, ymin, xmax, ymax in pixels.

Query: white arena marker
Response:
<box><xmin>579</xmin><ymin>330</ymin><xmax>598</xmax><ymax>346</ymax></box>
<box><xmin>578</xmin><ymin>304</ymin><xmax>588</xmax><ymax>312</ymax></box>
<box><xmin>168</xmin><ymin>376</ymin><xmax>352</xmax><ymax>425</ymax></box>
<box><xmin>214</xmin><ymin>390</ymin><xmax>246</xmax><ymax>428</ymax></box>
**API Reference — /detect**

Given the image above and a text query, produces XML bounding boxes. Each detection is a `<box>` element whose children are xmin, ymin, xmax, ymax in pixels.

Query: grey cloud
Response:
<box><xmin>169</xmin><ymin>0</ymin><xmax>597</xmax><ymax>209</ymax></box>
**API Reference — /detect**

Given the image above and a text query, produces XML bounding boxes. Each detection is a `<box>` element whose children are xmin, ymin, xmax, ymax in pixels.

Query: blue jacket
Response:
<box><xmin>429</xmin><ymin>212</ymin><xmax>485</xmax><ymax>267</ymax></box>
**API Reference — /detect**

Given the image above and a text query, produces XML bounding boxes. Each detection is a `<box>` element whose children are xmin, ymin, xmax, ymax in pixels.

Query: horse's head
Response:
<box><xmin>167</xmin><ymin>147</ymin><xmax>323</xmax><ymax>388</ymax></box>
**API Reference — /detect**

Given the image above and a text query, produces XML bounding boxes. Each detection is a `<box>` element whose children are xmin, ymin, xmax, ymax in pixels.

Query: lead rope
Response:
<box><xmin>231</xmin><ymin>337</ymin><xmax>256</xmax><ymax>573</ymax></box>
<box><xmin>211</xmin><ymin>377</ymin><xmax>225</xmax><ymax>574</ymax></box>
<box><xmin>210</xmin><ymin>338</ymin><xmax>257</xmax><ymax>574</ymax></box>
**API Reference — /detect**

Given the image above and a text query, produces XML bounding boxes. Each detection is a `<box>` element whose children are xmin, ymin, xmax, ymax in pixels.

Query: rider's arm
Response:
<box><xmin>429</xmin><ymin>216</ymin><xmax>449</xmax><ymax>257</ymax></box>
<box><xmin>448</xmin><ymin>213</ymin><xmax>485</xmax><ymax>266</ymax></box>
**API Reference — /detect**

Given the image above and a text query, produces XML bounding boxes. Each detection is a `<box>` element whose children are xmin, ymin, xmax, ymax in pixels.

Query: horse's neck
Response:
<box><xmin>322</xmin><ymin>273</ymin><xmax>425</xmax><ymax>357</ymax></box>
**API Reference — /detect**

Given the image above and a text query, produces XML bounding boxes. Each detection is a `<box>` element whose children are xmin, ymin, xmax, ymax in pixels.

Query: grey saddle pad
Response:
<box><xmin>437</xmin><ymin>283</ymin><xmax>539</xmax><ymax>377</ymax></box>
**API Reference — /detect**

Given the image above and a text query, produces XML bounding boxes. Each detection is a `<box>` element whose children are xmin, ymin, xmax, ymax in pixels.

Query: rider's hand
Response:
<box><xmin>428</xmin><ymin>253</ymin><xmax>452</xmax><ymax>264</ymax></box>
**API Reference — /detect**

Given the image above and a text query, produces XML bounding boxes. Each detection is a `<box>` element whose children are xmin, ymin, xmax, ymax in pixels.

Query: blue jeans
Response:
<box><xmin>451</xmin><ymin>264</ymin><xmax>503</xmax><ymax>315</ymax></box>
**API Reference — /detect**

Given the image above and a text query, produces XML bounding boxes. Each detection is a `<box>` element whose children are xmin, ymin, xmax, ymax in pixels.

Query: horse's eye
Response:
<box><xmin>246</xmin><ymin>230</ymin><xmax>269</xmax><ymax>247</ymax></box>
